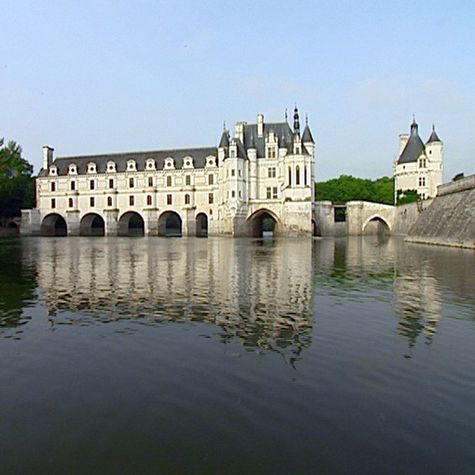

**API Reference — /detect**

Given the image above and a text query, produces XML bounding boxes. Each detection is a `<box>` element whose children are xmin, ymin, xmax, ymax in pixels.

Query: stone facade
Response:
<box><xmin>23</xmin><ymin>108</ymin><xmax>316</xmax><ymax>237</ymax></box>
<box><xmin>394</xmin><ymin>119</ymin><xmax>443</xmax><ymax>201</ymax></box>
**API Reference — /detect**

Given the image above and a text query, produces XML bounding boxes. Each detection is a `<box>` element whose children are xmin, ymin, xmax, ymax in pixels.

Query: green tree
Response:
<box><xmin>0</xmin><ymin>138</ymin><xmax>35</xmax><ymax>221</ymax></box>
<box><xmin>315</xmin><ymin>175</ymin><xmax>395</xmax><ymax>205</ymax></box>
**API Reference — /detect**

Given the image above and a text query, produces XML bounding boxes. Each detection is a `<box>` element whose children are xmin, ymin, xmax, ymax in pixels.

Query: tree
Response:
<box><xmin>0</xmin><ymin>138</ymin><xmax>35</xmax><ymax>221</ymax></box>
<box><xmin>315</xmin><ymin>175</ymin><xmax>395</xmax><ymax>205</ymax></box>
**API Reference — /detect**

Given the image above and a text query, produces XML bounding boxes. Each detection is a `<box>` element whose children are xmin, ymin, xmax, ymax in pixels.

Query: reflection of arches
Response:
<box><xmin>118</xmin><ymin>211</ymin><xmax>144</xmax><ymax>236</ymax></box>
<box><xmin>80</xmin><ymin>213</ymin><xmax>105</xmax><ymax>236</ymax></box>
<box><xmin>158</xmin><ymin>211</ymin><xmax>182</xmax><ymax>237</ymax></box>
<box><xmin>41</xmin><ymin>213</ymin><xmax>67</xmax><ymax>236</ymax></box>
<box><xmin>196</xmin><ymin>213</ymin><xmax>208</xmax><ymax>237</ymax></box>
<box><xmin>248</xmin><ymin>209</ymin><xmax>279</xmax><ymax>237</ymax></box>
<box><xmin>362</xmin><ymin>215</ymin><xmax>391</xmax><ymax>236</ymax></box>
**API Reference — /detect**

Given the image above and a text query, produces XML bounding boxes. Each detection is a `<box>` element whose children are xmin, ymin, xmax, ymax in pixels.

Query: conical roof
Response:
<box><xmin>427</xmin><ymin>125</ymin><xmax>441</xmax><ymax>143</ymax></box>
<box><xmin>218</xmin><ymin>130</ymin><xmax>229</xmax><ymax>148</ymax></box>
<box><xmin>302</xmin><ymin>125</ymin><xmax>314</xmax><ymax>143</ymax></box>
<box><xmin>398</xmin><ymin>119</ymin><xmax>425</xmax><ymax>164</ymax></box>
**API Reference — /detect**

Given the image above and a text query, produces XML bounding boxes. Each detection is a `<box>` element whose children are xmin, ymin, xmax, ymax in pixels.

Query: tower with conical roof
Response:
<box><xmin>394</xmin><ymin>118</ymin><xmax>443</xmax><ymax>202</ymax></box>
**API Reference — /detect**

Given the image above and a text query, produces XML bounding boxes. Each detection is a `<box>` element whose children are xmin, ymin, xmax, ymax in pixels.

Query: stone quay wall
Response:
<box><xmin>406</xmin><ymin>174</ymin><xmax>475</xmax><ymax>249</ymax></box>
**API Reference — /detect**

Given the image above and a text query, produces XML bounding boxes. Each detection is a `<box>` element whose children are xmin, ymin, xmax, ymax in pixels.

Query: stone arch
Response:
<box><xmin>41</xmin><ymin>213</ymin><xmax>68</xmax><ymax>236</ymax></box>
<box><xmin>312</xmin><ymin>219</ymin><xmax>321</xmax><ymax>237</ymax></box>
<box><xmin>362</xmin><ymin>215</ymin><xmax>391</xmax><ymax>235</ymax></box>
<box><xmin>80</xmin><ymin>213</ymin><xmax>105</xmax><ymax>236</ymax></box>
<box><xmin>118</xmin><ymin>211</ymin><xmax>145</xmax><ymax>236</ymax></box>
<box><xmin>158</xmin><ymin>211</ymin><xmax>182</xmax><ymax>237</ymax></box>
<box><xmin>247</xmin><ymin>208</ymin><xmax>280</xmax><ymax>237</ymax></box>
<box><xmin>196</xmin><ymin>212</ymin><xmax>208</xmax><ymax>237</ymax></box>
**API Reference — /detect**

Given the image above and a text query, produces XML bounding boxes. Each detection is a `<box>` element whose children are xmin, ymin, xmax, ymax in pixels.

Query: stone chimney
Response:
<box><xmin>257</xmin><ymin>114</ymin><xmax>264</xmax><ymax>137</ymax></box>
<box><xmin>234</xmin><ymin>121</ymin><xmax>246</xmax><ymax>143</ymax></box>
<box><xmin>42</xmin><ymin>146</ymin><xmax>54</xmax><ymax>170</ymax></box>
<box><xmin>398</xmin><ymin>134</ymin><xmax>409</xmax><ymax>155</ymax></box>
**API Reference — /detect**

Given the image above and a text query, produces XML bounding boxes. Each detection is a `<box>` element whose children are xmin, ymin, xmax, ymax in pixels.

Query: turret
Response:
<box><xmin>302</xmin><ymin>114</ymin><xmax>315</xmax><ymax>157</ymax></box>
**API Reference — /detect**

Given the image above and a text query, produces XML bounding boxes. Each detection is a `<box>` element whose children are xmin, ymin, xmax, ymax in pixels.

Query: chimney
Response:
<box><xmin>398</xmin><ymin>134</ymin><xmax>409</xmax><ymax>155</ymax></box>
<box><xmin>257</xmin><ymin>114</ymin><xmax>264</xmax><ymax>137</ymax></box>
<box><xmin>42</xmin><ymin>145</ymin><xmax>54</xmax><ymax>170</ymax></box>
<box><xmin>234</xmin><ymin>121</ymin><xmax>246</xmax><ymax>143</ymax></box>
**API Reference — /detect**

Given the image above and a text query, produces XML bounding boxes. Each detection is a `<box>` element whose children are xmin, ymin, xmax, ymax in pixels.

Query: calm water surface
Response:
<box><xmin>0</xmin><ymin>236</ymin><xmax>474</xmax><ymax>474</ymax></box>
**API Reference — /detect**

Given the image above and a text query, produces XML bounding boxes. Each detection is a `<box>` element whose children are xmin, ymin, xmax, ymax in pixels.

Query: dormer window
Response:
<box><xmin>146</xmin><ymin>159</ymin><xmax>156</xmax><ymax>170</ymax></box>
<box><xmin>267</xmin><ymin>147</ymin><xmax>276</xmax><ymax>159</ymax></box>
<box><xmin>49</xmin><ymin>165</ymin><xmax>57</xmax><ymax>176</ymax></box>
<box><xmin>230</xmin><ymin>148</ymin><xmax>236</xmax><ymax>158</ymax></box>
<box><xmin>127</xmin><ymin>159</ymin><xmax>136</xmax><ymax>171</ymax></box>
<box><xmin>107</xmin><ymin>161</ymin><xmax>116</xmax><ymax>173</ymax></box>
<box><xmin>165</xmin><ymin>157</ymin><xmax>175</xmax><ymax>169</ymax></box>
<box><xmin>183</xmin><ymin>156</ymin><xmax>194</xmax><ymax>168</ymax></box>
<box><xmin>68</xmin><ymin>163</ymin><xmax>77</xmax><ymax>175</ymax></box>
<box><xmin>206</xmin><ymin>156</ymin><xmax>216</xmax><ymax>167</ymax></box>
<box><xmin>419</xmin><ymin>158</ymin><xmax>427</xmax><ymax>168</ymax></box>
<box><xmin>87</xmin><ymin>162</ymin><xmax>97</xmax><ymax>174</ymax></box>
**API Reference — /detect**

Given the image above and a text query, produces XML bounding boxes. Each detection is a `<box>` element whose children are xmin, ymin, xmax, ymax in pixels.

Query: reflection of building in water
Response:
<box><xmin>36</xmin><ymin>238</ymin><xmax>315</xmax><ymax>361</ymax></box>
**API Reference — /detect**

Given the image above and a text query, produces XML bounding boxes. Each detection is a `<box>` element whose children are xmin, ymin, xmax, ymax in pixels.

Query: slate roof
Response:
<box><xmin>302</xmin><ymin>125</ymin><xmax>315</xmax><ymax>143</ymax></box>
<box><xmin>243</xmin><ymin>122</ymin><xmax>294</xmax><ymax>157</ymax></box>
<box><xmin>427</xmin><ymin>126</ymin><xmax>441</xmax><ymax>143</ymax></box>
<box><xmin>397</xmin><ymin>121</ymin><xmax>425</xmax><ymax>164</ymax></box>
<box><xmin>43</xmin><ymin>147</ymin><xmax>218</xmax><ymax>176</ymax></box>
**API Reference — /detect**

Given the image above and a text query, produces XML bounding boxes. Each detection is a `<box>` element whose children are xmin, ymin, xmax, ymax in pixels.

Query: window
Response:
<box><xmin>90</xmin><ymin>197</ymin><xmax>95</xmax><ymax>207</ymax></box>
<box><xmin>209</xmin><ymin>209</ymin><xmax>213</xmax><ymax>215</ymax></box>
<box><xmin>268</xmin><ymin>167</ymin><xmax>276</xmax><ymax>178</ymax></box>
<box><xmin>231</xmin><ymin>190</ymin><xmax>235</xmax><ymax>198</ymax></box>
<box><xmin>185</xmin><ymin>194</ymin><xmax>190</xmax><ymax>205</ymax></box>
<box><xmin>288</xmin><ymin>166</ymin><xmax>292</xmax><ymax>186</ymax></box>
<box><xmin>272</xmin><ymin>187</ymin><xmax>278</xmax><ymax>199</ymax></box>
<box><xmin>239</xmin><ymin>169</ymin><xmax>242</xmax><ymax>177</ymax></box>
<box><xmin>147</xmin><ymin>195</ymin><xmax>152</xmax><ymax>206</ymax></box>
<box><xmin>70</xmin><ymin>181</ymin><xmax>76</xmax><ymax>191</ymax></box>
<box><xmin>295</xmin><ymin>147</ymin><xmax>301</xmax><ymax>154</ymax></box>
<box><xmin>107</xmin><ymin>196</ymin><xmax>112</xmax><ymax>207</ymax></box>
<box><xmin>148</xmin><ymin>177</ymin><xmax>154</xmax><ymax>187</ymax></box>
<box><xmin>208</xmin><ymin>174</ymin><xmax>214</xmax><ymax>185</ymax></box>
<box><xmin>51</xmin><ymin>182</ymin><xmax>56</xmax><ymax>192</ymax></box>
<box><xmin>185</xmin><ymin>175</ymin><xmax>191</xmax><ymax>186</ymax></box>
<box><xmin>51</xmin><ymin>198</ymin><xmax>56</xmax><ymax>208</ymax></box>
<box><xmin>90</xmin><ymin>180</ymin><xmax>95</xmax><ymax>190</ymax></box>
<box><xmin>239</xmin><ymin>190</ymin><xmax>242</xmax><ymax>198</ymax></box>
<box><xmin>231</xmin><ymin>169</ymin><xmax>235</xmax><ymax>177</ymax></box>
<box><xmin>68</xmin><ymin>198</ymin><xmax>73</xmax><ymax>208</ymax></box>
<box><xmin>129</xmin><ymin>177</ymin><xmax>134</xmax><ymax>188</ymax></box>
<box><xmin>296</xmin><ymin>165</ymin><xmax>301</xmax><ymax>185</ymax></box>
<box><xmin>266</xmin><ymin>187</ymin><xmax>272</xmax><ymax>199</ymax></box>
<box><xmin>267</xmin><ymin>147</ymin><xmax>276</xmax><ymax>159</ymax></box>
<box><xmin>167</xmin><ymin>194</ymin><xmax>172</xmax><ymax>205</ymax></box>
<box><xmin>230</xmin><ymin>149</ymin><xmax>236</xmax><ymax>158</ymax></box>
<box><xmin>419</xmin><ymin>177</ymin><xmax>426</xmax><ymax>187</ymax></box>
<box><xmin>129</xmin><ymin>196</ymin><xmax>134</xmax><ymax>206</ymax></box>
<box><xmin>334</xmin><ymin>207</ymin><xmax>346</xmax><ymax>222</ymax></box>
<box><xmin>208</xmin><ymin>193</ymin><xmax>214</xmax><ymax>204</ymax></box>
<box><xmin>304</xmin><ymin>166</ymin><xmax>308</xmax><ymax>186</ymax></box>
<box><xmin>167</xmin><ymin>176</ymin><xmax>172</xmax><ymax>187</ymax></box>
<box><xmin>419</xmin><ymin>159</ymin><xmax>427</xmax><ymax>168</ymax></box>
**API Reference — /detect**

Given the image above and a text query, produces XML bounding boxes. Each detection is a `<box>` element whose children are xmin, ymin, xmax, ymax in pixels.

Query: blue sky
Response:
<box><xmin>1</xmin><ymin>0</ymin><xmax>474</xmax><ymax>180</ymax></box>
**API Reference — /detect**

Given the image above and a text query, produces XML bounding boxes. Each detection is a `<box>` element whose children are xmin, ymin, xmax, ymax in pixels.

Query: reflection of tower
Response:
<box><xmin>35</xmin><ymin>238</ymin><xmax>315</xmax><ymax>360</ymax></box>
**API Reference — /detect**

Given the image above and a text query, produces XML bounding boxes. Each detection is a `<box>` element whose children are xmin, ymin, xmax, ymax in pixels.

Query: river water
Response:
<box><xmin>0</xmin><ymin>236</ymin><xmax>474</xmax><ymax>474</ymax></box>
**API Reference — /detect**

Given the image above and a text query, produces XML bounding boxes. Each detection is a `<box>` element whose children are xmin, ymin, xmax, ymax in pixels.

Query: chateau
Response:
<box><xmin>394</xmin><ymin>118</ymin><xmax>443</xmax><ymax>201</ymax></box>
<box><xmin>22</xmin><ymin>108</ymin><xmax>316</xmax><ymax>237</ymax></box>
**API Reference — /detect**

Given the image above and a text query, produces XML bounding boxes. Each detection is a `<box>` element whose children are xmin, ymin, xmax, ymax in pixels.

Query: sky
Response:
<box><xmin>1</xmin><ymin>0</ymin><xmax>474</xmax><ymax>181</ymax></box>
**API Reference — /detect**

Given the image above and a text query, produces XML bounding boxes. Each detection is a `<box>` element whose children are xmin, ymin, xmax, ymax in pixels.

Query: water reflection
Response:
<box><xmin>1</xmin><ymin>237</ymin><xmax>474</xmax><ymax>358</ymax></box>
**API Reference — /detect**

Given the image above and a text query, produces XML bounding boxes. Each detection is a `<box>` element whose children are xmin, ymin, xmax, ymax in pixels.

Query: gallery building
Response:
<box><xmin>22</xmin><ymin>108</ymin><xmax>316</xmax><ymax>237</ymax></box>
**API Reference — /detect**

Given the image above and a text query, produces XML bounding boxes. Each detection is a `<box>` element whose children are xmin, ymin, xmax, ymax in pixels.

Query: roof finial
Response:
<box><xmin>432</xmin><ymin>123</ymin><xmax>435</xmax><ymax>131</ymax></box>
<box><xmin>412</xmin><ymin>113</ymin><xmax>416</xmax><ymax>124</ymax></box>
<box><xmin>293</xmin><ymin>104</ymin><xmax>300</xmax><ymax>135</ymax></box>
<box><xmin>305</xmin><ymin>113</ymin><xmax>308</xmax><ymax>126</ymax></box>
<box><xmin>223</xmin><ymin>120</ymin><xmax>226</xmax><ymax>131</ymax></box>
<box><xmin>285</xmin><ymin>108</ymin><xmax>288</xmax><ymax>122</ymax></box>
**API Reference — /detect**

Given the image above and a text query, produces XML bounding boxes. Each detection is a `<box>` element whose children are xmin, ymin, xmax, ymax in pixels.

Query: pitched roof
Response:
<box><xmin>218</xmin><ymin>130</ymin><xmax>230</xmax><ymax>148</ymax></box>
<box><xmin>427</xmin><ymin>126</ymin><xmax>441</xmax><ymax>144</ymax></box>
<box><xmin>43</xmin><ymin>147</ymin><xmax>218</xmax><ymax>176</ymax></box>
<box><xmin>302</xmin><ymin>125</ymin><xmax>315</xmax><ymax>143</ymax></box>
<box><xmin>397</xmin><ymin>121</ymin><xmax>425</xmax><ymax>164</ymax></box>
<box><xmin>243</xmin><ymin>122</ymin><xmax>294</xmax><ymax>157</ymax></box>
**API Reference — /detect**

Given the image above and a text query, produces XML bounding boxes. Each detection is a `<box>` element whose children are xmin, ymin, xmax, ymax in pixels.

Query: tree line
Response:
<box><xmin>0</xmin><ymin>138</ymin><xmax>34</xmax><ymax>224</ymax></box>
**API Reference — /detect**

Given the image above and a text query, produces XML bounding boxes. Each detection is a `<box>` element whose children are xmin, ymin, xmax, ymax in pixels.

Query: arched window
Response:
<box><xmin>129</xmin><ymin>196</ymin><xmax>134</xmax><ymax>206</ymax></box>
<box><xmin>185</xmin><ymin>194</ymin><xmax>190</xmax><ymax>205</ymax></box>
<box><xmin>304</xmin><ymin>166</ymin><xmax>308</xmax><ymax>186</ymax></box>
<box><xmin>147</xmin><ymin>195</ymin><xmax>152</xmax><ymax>206</ymax></box>
<box><xmin>167</xmin><ymin>176</ymin><xmax>172</xmax><ymax>187</ymax></box>
<box><xmin>68</xmin><ymin>198</ymin><xmax>73</xmax><ymax>208</ymax></box>
<box><xmin>296</xmin><ymin>165</ymin><xmax>300</xmax><ymax>185</ymax></box>
<box><xmin>107</xmin><ymin>196</ymin><xmax>112</xmax><ymax>207</ymax></box>
<box><xmin>288</xmin><ymin>166</ymin><xmax>292</xmax><ymax>186</ymax></box>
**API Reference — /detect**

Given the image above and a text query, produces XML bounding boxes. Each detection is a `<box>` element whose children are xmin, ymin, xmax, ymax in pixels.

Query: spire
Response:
<box><xmin>427</xmin><ymin>124</ymin><xmax>441</xmax><ymax>143</ymax></box>
<box><xmin>410</xmin><ymin>115</ymin><xmax>419</xmax><ymax>136</ymax></box>
<box><xmin>293</xmin><ymin>104</ymin><xmax>300</xmax><ymax>135</ymax></box>
<box><xmin>219</xmin><ymin>129</ymin><xmax>229</xmax><ymax>148</ymax></box>
<box><xmin>285</xmin><ymin>108</ymin><xmax>288</xmax><ymax>122</ymax></box>
<box><xmin>305</xmin><ymin>113</ymin><xmax>308</xmax><ymax>126</ymax></box>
